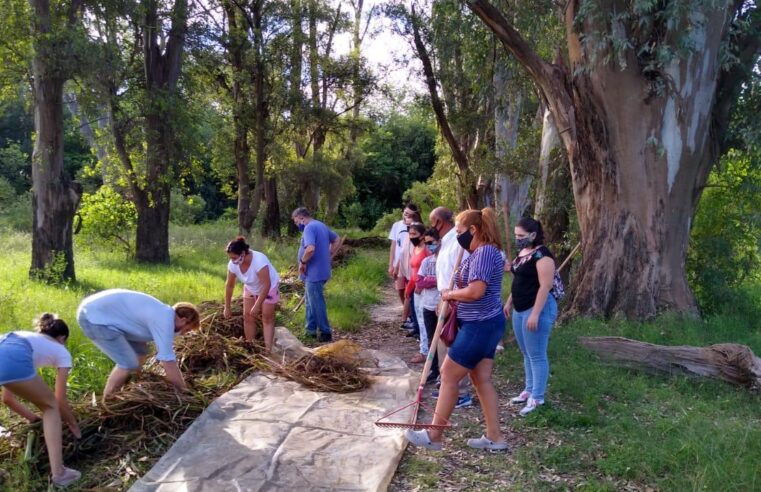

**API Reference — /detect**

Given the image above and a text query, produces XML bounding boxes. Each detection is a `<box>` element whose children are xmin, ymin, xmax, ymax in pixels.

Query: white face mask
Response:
<box><xmin>232</xmin><ymin>253</ymin><xmax>246</xmax><ymax>265</ymax></box>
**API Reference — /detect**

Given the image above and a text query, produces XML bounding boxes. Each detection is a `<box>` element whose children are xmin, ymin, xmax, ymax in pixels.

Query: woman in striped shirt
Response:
<box><xmin>405</xmin><ymin>208</ymin><xmax>508</xmax><ymax>452</ymax></box>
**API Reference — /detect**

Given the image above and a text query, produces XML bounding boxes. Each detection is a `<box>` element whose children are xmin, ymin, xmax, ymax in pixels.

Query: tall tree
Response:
<box><xmin>405</xmin><ymin>1</ymin><xmax>491</xmax><ymax>209</ymax></box>
<box><xmin>136</xmin><ymin>0</ymin><xmax>188</xmax><ymax>263</ymax></box>
<box><xmin>28</xmin><ymin>0</ymin><xmax>84</xmax><ymax>280</ymax></box>
<box><xmin>467</xmin><ymin>0</ymin><xmax>761</xmax><ymax>318</ymax></box>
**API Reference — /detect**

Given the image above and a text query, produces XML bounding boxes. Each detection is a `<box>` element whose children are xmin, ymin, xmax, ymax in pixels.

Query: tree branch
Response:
<box><xmin>410</xmin><ymin>5</ymin><xmax>469</xmax><ymax>172</ymax></box>
<box><xmin>715</xmin><ymin>3</ymin><xmax>761</xmax><ymax>155</ymax></box>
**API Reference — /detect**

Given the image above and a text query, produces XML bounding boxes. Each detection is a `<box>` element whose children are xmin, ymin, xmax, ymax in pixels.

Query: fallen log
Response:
<box><xmin>579</xmin><ymin>336</ymin><xmax>761</xmax><ymax>388</ymax></box>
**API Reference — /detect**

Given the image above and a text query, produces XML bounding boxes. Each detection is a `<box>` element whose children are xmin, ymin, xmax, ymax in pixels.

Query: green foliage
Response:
<box><xmin>0</xmin><ymin>140</ymin><xmax>30</xmax><ymax>194</ymax></box>
<box><xmin>351</xmin><ymin>113</ymin><xmax>437</xmax><ymax>229</ymax></box>
<box><xmin>0</xmin><ymin>175</ymin><xmax>15</xmax><ymax>204</ymax></box>
<box><xmin>0</xmin><ymin>190</ymin><xmax>32</xmax><ymax>231</ymax></box>
<box><xmin>688</xmin><ymin>149</ymin><xmax>761</xmax><ymax>314</ymax></box>
<box><xmin>77</xmin><ymin>186</ymin><xmax>137</xmax><ymax>255</ymax></box>
<box><xmin>573</xmin><ymin>0</ymin><xmax>725</xmax><ymax>94</ymax></box>
<box><xmin>170</xmin><ymin>189</ymin><xmax>207</xmax><ymax>225</ymax></box>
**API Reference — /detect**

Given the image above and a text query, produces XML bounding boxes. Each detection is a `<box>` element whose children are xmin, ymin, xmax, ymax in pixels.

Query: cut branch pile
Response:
<box><xmin>0</xmin><ymin>300</ymin><xmax>371</xmax><ymax>490</ymax></box>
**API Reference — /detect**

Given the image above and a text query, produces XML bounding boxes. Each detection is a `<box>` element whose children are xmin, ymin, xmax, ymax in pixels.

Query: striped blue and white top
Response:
<box><xmin>455</xmin><ymin>244</ymin><xmax>505</xmax><ymax>322</ymax></box>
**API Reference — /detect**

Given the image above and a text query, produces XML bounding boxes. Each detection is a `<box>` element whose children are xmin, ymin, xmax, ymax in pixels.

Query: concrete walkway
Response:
<box><xmin>130</xmin><ymin>329</ymin><xmax>417</xmax><ymax>492</ymax></box>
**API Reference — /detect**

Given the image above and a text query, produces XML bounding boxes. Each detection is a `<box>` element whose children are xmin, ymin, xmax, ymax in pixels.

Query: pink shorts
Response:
<box><xmin>394</xmin><ymin>275</ymin><xmax>407</xmax><ymax>291</ymax></box>
<box><xmin>243</xmin><ymin>284</ymin><xmax>281</xmax><ymax>304</ymax></box>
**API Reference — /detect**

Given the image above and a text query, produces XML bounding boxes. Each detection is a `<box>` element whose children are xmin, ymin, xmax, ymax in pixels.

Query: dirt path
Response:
<box><xmin>344</xmin><ymin>281</ymin><xmax>534</xmax><ymax>491</ymax></box>
<box><xmin>342</xmin><ymin>284</ymin><xmax>422</xmax><ymax>365</ymax></box>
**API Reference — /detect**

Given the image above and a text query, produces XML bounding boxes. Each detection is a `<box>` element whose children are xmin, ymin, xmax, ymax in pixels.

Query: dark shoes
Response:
<box><xmin>317</xmin><ymin>332</ymin><xmax>333</xmax><ymax>343</ymax></box>
<box><xmin>305</xmin><ymin>331</ymin><xmax>332</xmax><ymax>343</ymax></box>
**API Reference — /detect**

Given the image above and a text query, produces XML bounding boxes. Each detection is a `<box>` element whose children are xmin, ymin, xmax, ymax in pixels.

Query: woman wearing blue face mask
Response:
<box><xmin>415</xmin><ymin>227</ymin><xmax>442</xmax><ymax>383</ymax></box>
<box><xmin>224</xmin><ymin>236</ymin><xmax>281</xmax><ymax>352</ymax></box>
<box><xmin>504</xmin><ymin>217</ymin><xmax>559</xmax><ymax>416</ymax></box>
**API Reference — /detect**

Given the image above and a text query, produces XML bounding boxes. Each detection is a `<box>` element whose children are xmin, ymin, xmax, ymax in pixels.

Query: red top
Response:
<box><xmin>405</xmin><ymin>246</ymin><xmax>431</xmax><ymax>297</ymax></box>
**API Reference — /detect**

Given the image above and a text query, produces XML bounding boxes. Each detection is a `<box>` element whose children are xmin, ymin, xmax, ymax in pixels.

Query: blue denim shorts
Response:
<box><xmin>448</xmin><ymin>312</ymin><xmax>506</xmax><ymax>370</ymax></box>
<box><xmin>78</xmin><ymin>315</ymin><xmax>150</xmax><ymax>370</ymax></box>
<box><xmin>0</xmin><ymin>333</ymin><xmax>37</xmax><ymax>385</ymax></box>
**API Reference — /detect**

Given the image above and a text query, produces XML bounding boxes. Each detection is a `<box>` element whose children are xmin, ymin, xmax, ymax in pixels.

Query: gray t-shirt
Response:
<box><xmin>77</xmin><ymin>289</ymin><xmax>178</xmax><ymax>361</ymax></box>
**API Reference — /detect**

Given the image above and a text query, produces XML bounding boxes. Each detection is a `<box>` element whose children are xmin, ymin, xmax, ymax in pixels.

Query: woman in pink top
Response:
<box><xmin>405</xmin><ymin>222</ymin><xmax>431</xmax><ymax>363</ymax></box>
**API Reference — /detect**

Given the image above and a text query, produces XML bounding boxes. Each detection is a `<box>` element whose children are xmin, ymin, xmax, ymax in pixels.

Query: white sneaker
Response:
<box><xmin>510</xmin><ymin>391</ymin><xmax>530</xmax><ymax>405</ymax></box>
<box><xmin>519</xmin><ymin>397</ymin><xmax>543</xmax><ymax>416</ymax></box>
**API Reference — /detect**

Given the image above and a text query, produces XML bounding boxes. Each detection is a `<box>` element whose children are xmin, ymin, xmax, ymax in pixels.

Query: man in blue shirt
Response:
<box><xmin>292</xmin><ymin>207</ymin><xmax>341</xmax><ymax>342</ymax></box>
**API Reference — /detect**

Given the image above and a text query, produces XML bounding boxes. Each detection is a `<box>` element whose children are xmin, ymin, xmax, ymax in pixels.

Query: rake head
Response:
<box><xmin>374</xmin><ymin>399</ymin><xmax>451</xmax><ymax>430</ymax></box>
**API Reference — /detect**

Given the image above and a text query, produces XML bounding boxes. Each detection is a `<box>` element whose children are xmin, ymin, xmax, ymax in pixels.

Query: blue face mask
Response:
<box><xmin>298</xmin><ymin>223</ymin><xmax>306</xmax><ymax>232</ymax></box>
<box><xmin>426</xmin><ymin>244</ymin><xmax>439</xmax><ymax>255</ymax></box>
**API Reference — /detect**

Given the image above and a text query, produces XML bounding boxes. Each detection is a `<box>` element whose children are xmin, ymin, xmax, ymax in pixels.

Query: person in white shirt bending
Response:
<box><xmin>77</xmin><ymin>289</ymin><xmax>200</xmax><ymax>399</ymax></box>
<box><xmin>223</xmin><ymin>236</ymin><xmax>281</xmax><ymax>352</ymax></box>
<box><xmin>0</xmin><ymin>314</ymin><xmax>81</xmax><ymax>487</ymax></box>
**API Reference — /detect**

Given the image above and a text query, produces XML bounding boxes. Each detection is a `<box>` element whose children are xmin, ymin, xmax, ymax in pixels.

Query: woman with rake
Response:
<box><xmin>404</xmin><ymin>208</ymin><xmax>509</xmax><ymax>452</ymax></box>
<box><xmin>0</xmin><ymin>314</ymin><xmax>81</xmax><ymax>487</ymax></box>
<box><xmin>224</xmin><ymin>236</ymin><xmax>280</xmax><ymax>352</ymax></box>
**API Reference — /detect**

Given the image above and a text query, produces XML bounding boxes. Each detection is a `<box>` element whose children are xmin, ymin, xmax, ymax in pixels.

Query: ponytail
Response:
<box><xmin>35</xmin><ymin>313</ymin><xmax>70</xmax><ymax>340</ymax></box>
<box><xmin>455</xmin><ymin>207</ymin><xmax>503</xmax><ymax>250</ymax></box>
<box><xmin>516</xmin><ymin>217</ymin><xmax>545</xmax><ymax>247</ymax></box>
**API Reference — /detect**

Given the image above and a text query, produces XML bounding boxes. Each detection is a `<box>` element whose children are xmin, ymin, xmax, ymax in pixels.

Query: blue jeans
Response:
<box><xmin>512</xmin><ymin>295</ymin><xmax>558</xmax><ymax>402</ymax></box>
<box><xmin>305</xmin><ymin>280</ymin><xmax>331</xmax><ymax>335</ymax></box>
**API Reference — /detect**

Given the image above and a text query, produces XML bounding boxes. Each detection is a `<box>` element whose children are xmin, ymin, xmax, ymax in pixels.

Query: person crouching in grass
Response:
<box><xmin>76</xmin><ymin>289</ymin><xmax>200</xmax><ymax>399</ymax></box>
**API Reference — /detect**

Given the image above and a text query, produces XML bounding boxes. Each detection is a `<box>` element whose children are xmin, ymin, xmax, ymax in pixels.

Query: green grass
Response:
<box><xmin>495</xmin><ymin>311</ymin><xmax>761</xmax><ymax>491</ymax></box>
<box><xmin>0</xmin><ymin>223</ymin><xmax>380</xmax><ymax>397</ymax></box>
<box><xmin>288</xmin><ymin>248</ymin><xmax>387</xmax><ymax>333</ymax></box>
<box><xmin>4</xmin><ymin>225</ymin><xmax>761</xmax><ymax>491</ymax></box>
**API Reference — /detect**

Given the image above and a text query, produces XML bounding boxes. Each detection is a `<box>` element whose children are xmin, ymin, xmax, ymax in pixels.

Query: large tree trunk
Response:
<box><xmin>534</xmin><ymin>106</ymin><xmax>572</xmax><ymax>254</ymax></box>
<box><xmin>581</xmin><ymin>337</ymin><xmax>761</xmax><ymax>388</ymax></box>
<box><xmin>28</xmin><ymin>0</ymin><xmax>82</xmax><ymax>281</ymax></box>
<box><xmin>262</xmin><ymin>176</ymin><xmax>280</xmax><ymax>237</ymax></box>
<box><xmin>466</xmin><ymin>0</ymin><xmax>760</xmax><ymax>319</ymax></box>
<box><xmin>493</xmin><ymin>58</ymin><xmax>530</xmax><ymax>234</ymax></box>
<box><xmin>223</xmin><ymin>2</ymin><xmax>257</xmax><ymax>235</ymax></box>
<box><xmin>136</xmin><ymin>0</ymin><xmax>188</xmax><ymax>263</ymax></box>
<box><xmin>250</xmin><ymin>0</ymin><xmax>268</xmax><ymax>233</ymax></box>
<box><xmin>136</xmin><ymin>113</ymin><xmax>172</xmax><ymax>263</ymax></box>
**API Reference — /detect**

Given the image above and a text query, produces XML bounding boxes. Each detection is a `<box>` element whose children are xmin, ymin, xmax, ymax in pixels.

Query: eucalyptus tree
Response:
<box><xmin>22</xmin><ymin>0</ymin><xmax>85</xmax><ymax>280</ymax></box>
<box><xmin>467</xmin><ymin>0</ymin><xmax>761</xmax><ymax>318</ymax></box>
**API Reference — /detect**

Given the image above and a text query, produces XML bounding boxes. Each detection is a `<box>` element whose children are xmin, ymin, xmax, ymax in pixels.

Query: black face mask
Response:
<box><xmin>410</xmin><ymin>237</ymin><xmax>422</xmax><ymax>246</ymax></box>
<box><xmin>457</xmin><ymin>230</ymin><xmax>473</xmax><ymax>251</ymax></box>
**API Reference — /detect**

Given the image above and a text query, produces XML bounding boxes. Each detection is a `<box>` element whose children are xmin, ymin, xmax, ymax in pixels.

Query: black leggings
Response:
<box><xmin>422</xmin><ymin>308</ymin><xmax>440</xmax><ymax>381</ymax></box>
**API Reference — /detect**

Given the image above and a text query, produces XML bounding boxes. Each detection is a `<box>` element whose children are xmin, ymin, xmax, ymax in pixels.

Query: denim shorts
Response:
<box><xmin>448</xmin><ymin>312</ymin><xmax>506</xmax><ymax>370</ymax></box>
<box><xmin>0</xmin><ymin>333</ymin><xmax>37</xmax><ymax>385</ymax></box>
<box><xmin>78</xmin><ymin>315</ymin><xmax>150</xmax><ymax>370</ymax></box>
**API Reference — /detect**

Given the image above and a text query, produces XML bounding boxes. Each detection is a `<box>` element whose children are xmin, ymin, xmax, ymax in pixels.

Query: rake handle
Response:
<box><xmin>409</xmin><ymin>247</ymin><xmax>465</xmax><ymax>424</ymax></box>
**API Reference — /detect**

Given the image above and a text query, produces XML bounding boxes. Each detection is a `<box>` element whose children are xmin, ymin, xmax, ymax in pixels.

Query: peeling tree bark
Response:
<box><xmin>466</xmin><ymin>0</ymin><xmax>761</xmax><ymax>319</ymax></box>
